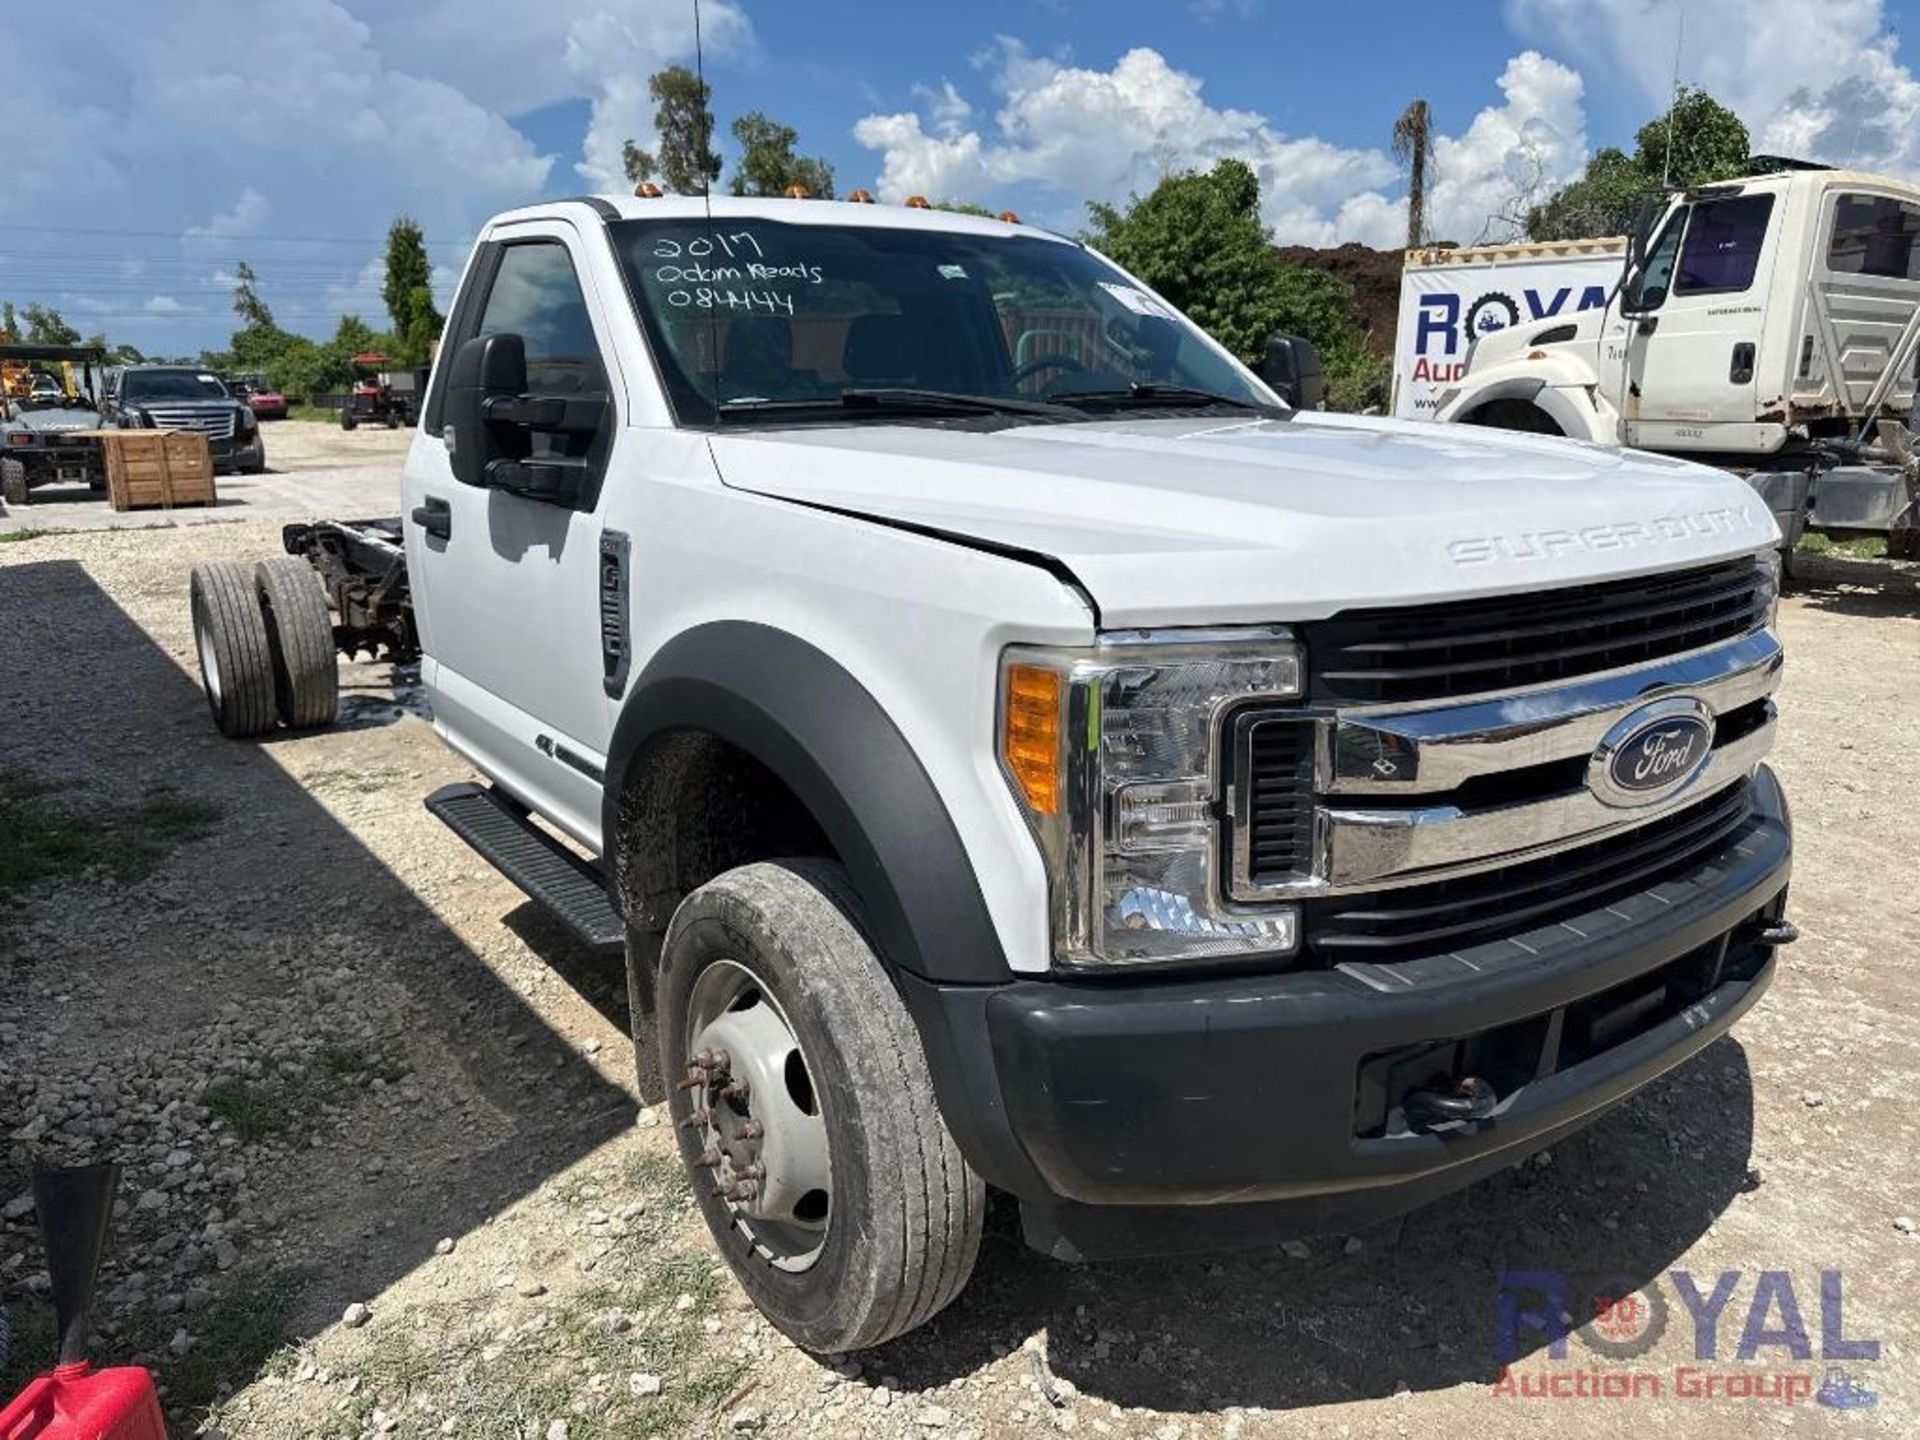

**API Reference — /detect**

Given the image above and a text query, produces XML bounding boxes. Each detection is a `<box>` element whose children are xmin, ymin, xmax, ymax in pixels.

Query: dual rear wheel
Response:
<box><xmin>189</xmin><ymin>558</ymin><xmax>339</xmax><ymax>737</ymax></box>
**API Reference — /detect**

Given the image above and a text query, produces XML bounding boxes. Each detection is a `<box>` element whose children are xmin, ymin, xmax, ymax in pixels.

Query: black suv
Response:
<box><xmin>104</xmin><ymin>366</ymin><xmax>265</xmax><ymax>474</ymax></box>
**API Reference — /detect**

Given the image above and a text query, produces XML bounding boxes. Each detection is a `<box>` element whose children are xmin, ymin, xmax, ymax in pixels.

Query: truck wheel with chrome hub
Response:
<box><xmin>658</xmin><ymin>859</ymin><xmax>983</xmax><ymax>1352</ymax></box>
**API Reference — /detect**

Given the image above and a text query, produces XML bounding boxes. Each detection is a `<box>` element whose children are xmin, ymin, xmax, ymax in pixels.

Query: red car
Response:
<box><xmin>246</xmin><ymin>386</ymin><xmax>288</xmax><ymax>420</ymax></box>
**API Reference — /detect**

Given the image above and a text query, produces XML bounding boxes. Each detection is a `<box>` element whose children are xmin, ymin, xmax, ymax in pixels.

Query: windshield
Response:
<box><xmin>608</xmin><ymin>219</ymin><xmax>1276</xmax><ymax>426</ymax></box>
<box><xmin>121</xmin><ymin>370</ymin><xmax>229</xmax><ymax>402</ymax></box>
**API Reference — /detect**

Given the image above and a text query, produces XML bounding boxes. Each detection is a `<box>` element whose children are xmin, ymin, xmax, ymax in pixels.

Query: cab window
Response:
<box><xmin>475</xmin><ymin>241</ymin><xmax>606</xmax><ymax>396</ymax></box>
<box><xmin>1674</xmin><ymin>195</ymin><xmax>1773</xmax><ymax>295</ymax></box>
<box><xmin>1827</xmin><ymin>193</ymin><xmax>1920</xmax><ymax>280</ymax></box>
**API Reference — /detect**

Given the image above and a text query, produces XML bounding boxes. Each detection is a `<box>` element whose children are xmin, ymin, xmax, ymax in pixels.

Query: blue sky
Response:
<box><xmin>2</xmin><ymin>0</ymin><xmax>1916</xmax><ymax>356</ymax></box>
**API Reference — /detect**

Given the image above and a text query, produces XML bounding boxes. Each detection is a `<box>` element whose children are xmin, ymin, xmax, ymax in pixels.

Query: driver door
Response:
<box><xmin>402</xmin><ymin>221</ymin><xmax>622</xmax><ymax>846</ymax></box>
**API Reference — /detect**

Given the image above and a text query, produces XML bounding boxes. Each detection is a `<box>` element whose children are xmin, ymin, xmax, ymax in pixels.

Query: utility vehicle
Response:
<box><xmin>188</xmin><ymin>193</ymin><xmax>1794</xmax><ymax>1352</ymax></box>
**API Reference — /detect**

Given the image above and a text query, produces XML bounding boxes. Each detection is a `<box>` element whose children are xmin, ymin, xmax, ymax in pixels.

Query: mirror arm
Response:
<box><xmin>483</xmin><ymin>456</ymin><xmax>592</xmax><ymax>504</ymax></box>
<box><xmin>482</xmin><ymin>393</ymin><xmax>605</xmax><ymax>434</ymax></box>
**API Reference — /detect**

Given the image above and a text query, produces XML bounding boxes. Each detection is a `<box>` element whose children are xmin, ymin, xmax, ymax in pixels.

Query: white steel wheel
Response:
<box><xmin>659</xmin><ymin>859</ymin><xmax>984</xmax><ymax>1353</ymax></box>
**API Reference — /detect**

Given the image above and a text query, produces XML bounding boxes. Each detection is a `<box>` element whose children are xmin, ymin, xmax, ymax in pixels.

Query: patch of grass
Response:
<box><xmin>0</xmin><ymin>768</ymin><xmax>222</xmax><ymax>911</ymax></box>
<box><xmin>625</xmin><ymin>1148</ymin><xmax>693</xmax><ymax>1207</ymax></box>
<box><xmin>1797</xmin><ymin>532</ymin><xmax>1889</xmax><ymax>559</ymax></box>
<box><xmin>0</xmin><ymin>528</ymin><xmax>59</xmax><ymax>544</ymax></box>
<box><xmin>204</xmin><ymin>1044</ymin><xmax>409</xmax><ymax>1141</ymax></box>
<box><xmin>202</xmin><ymin>1079</ymin><xmax>288</xmax><ymax>1142</ymax></box>
<box><xmin>118</xmin><ymin>1271</ymin><xmax>303</xmax><ymax>1420</ymax></box>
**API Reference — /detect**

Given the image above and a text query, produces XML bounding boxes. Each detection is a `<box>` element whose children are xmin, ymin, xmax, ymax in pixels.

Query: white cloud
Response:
<box><xmin>1509</xmin><ymin>0</ymin><xmax>1920</xmax><ymax>176</ymax></box>
<box><xmin>187</xmin><ymin>188</ymin><xmax>271</xmax><ymax>243</ymax></box>
<box><xmin>0</xmin><ymin>1</ymin><xmax>550</xmax><ymax>345</ymax></box>
<box><xmin>144</xmin><ymin>296</ymin><xmax>184</xmax><ymax>315</ymax></box>
<box><xmin>562</xmin><ymin>1</ymin><xmax>754</xmax><ymax>189</ymax></box>
<box><xmin>853</xmin><ymin>42</ymin><xmax>1587</xmax><ymax>248</ymax></box>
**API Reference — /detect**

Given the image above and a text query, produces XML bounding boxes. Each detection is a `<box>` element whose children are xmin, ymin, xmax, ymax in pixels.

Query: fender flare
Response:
<box><xmin>603</xmin><ymin>621</ymin><xmax>1012</xmax><ymax>986</ymax></box>
<box><xmin>1438</xmin><ymin>365</ymin><xmax>1612</xmax><ymax>444</ymax></box>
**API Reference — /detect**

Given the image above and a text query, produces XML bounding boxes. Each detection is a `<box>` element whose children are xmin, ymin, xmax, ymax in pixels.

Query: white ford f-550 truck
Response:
<box><xmin>188</xmin><ymin>193</ymin><xmax>1795</xmax><ymax>1354</ymax></box>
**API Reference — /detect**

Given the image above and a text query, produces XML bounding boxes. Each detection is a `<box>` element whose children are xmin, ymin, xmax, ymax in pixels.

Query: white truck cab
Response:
<box><xmin>327</xmin><ymin>191</ymin><xmax>1795</xmax><ymax>1352</ymax></box>
<box><xmin>1434</xmin><ymin>166</ymin><xmax>1920</xmax><ymax>553</ymax></box>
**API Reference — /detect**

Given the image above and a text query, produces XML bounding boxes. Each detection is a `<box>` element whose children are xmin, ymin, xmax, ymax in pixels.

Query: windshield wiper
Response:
<box><xmin>1045</xmin><ymin>382</ymin><xmax>1278</xmax><ymax>413</ymax></box>
<box><xmin>717</xmin><ymin>388</ymin><xmax>1069</xmax><ymax>422</ymax></box>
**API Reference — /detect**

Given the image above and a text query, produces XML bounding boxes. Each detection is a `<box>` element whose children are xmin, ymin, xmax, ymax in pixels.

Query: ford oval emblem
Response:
<box><xmin>1589</xmin><ymin>698</ymin><xmax>1715</xmax><ymax>808</ymax></box>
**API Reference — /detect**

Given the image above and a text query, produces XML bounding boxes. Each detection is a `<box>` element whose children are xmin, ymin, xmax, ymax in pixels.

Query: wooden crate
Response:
<box><xmin>84</xmin><ymin>430</ymin><xmax>217</xmax><ymax>512</ymax></box>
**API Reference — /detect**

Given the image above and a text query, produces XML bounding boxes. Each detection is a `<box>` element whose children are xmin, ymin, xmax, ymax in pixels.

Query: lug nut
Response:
<box><xmin>692</xmin><ymin>1145</ymin><xmax>722</xmax><ymax>1169</ymax></box>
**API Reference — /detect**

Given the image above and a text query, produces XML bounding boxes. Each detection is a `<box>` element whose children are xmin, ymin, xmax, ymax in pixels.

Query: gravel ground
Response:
<box><xmin>1</xmin><ymin>523</ymin><xmax>1916</xmax><ymax>1439</ymax></box>
<box><xmin>0</xmin><ymin>420</ymin><xmax>410</xmax><ymax>535</ymax></box>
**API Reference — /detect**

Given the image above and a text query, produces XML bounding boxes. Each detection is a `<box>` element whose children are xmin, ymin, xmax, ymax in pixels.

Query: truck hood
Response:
<box><xmin>708</xmin><ymin>412</ymin><xmax>1777</xmax><ymax>627</ymax></box>
<box><xmin>10</xmin><ymin>406</ymin><xmax>102</xmax><ymax>433</ymax></box>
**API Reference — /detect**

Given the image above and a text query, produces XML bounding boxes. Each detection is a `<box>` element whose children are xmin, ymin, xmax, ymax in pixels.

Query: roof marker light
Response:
<box><xmin>784</xmin><ymin>184</ymin><xmax>811</xmax><ymax>199</ymax></box>
<box><xmin>904</xmin><ymin>195</ymin><xmax>932</xmax><ymax>209</ymax></box>
<box><xmin>633</xmin><ymin>182</ymin><xmax>663</xmax><ymax>198</ymax></box>
<box><xmin>847</xmin><ymin>189</ymin><xmax>876</xmax><ymax>203</ymax></box>
<box><xmin>999</xmin><ymin>210</ymin><xmax>1021</xmax><ymax>224</ymax></box>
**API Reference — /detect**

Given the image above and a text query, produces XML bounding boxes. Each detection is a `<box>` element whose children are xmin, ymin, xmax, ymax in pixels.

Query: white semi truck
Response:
<box><xmin>1427</xmin><ymin>165</ymin><xmax>1920</xmax><ymax>559</ymax></box>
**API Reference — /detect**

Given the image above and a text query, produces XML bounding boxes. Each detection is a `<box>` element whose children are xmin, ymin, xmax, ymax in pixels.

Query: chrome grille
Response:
<box><xmin>143</xmin><ymin>407</ymin><xmax>236</xmax><ymax>440</ymax></box>
<box><xmin>1224</xmin><ymin>610</ymin><xmax>1783</xmax><ymax>958</ymax></box>
<box><xmin>1301</xmin><ymin>558</ymin><xmax>1769</xmax><ymax>706</ymax></box>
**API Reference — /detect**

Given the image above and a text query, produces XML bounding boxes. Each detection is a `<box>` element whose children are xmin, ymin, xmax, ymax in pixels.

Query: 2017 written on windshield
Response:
<box><xmin>651</xmin><ymin>232</ymin><xmax>823</xmax><ymax>316</ymax></box>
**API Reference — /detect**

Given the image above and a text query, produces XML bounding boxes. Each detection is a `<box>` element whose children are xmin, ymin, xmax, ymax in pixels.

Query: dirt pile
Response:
<box><xmin>1274</xmin><ymin>242</ymin><xmax>1405</xmax><ymax>356</ymax></box>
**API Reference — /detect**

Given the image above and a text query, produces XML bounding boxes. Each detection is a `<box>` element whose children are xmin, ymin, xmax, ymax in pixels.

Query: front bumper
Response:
<box><xmin>905</xmin><ymin>765</ymin><xmax>1790</xmax><ymax>1261</ymax></box>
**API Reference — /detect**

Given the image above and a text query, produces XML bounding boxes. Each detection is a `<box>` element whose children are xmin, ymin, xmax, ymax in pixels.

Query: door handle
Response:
<box><xmin>411</xmin><ymin>497</ymin><xmax>451</xmax><ymax>539</ymax></box>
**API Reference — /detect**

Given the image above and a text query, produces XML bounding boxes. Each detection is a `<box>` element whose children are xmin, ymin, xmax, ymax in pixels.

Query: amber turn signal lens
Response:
<box><xmin>904</xmin><ymin>195</ymin><xmax>932</xmax><ymax>209</ymax></box>
<box><xmin>1003</xmin><ymin>664</ymin><xmax>1063</xmax><ymax>815</ymax></box>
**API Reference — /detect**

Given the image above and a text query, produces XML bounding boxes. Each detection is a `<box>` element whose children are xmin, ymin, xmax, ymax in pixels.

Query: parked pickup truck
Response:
<box><xmin>188</xmin><ymin>193</ymin><xmax>1795</xmax><ymax>1353</ymax></box>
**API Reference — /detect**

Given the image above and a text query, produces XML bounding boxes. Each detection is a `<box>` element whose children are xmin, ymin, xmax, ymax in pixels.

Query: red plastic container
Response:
<box><xmin>0</xmin><ymin>1363</ymin><xmax>165</xmax><ymax>1440</ymax></box>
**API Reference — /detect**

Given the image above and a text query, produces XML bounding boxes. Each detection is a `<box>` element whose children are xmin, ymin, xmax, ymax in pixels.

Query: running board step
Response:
<box><xmin>425</xmin><ymin>781</ymin><xmax>624</xmax><ymax>955</ymax></box>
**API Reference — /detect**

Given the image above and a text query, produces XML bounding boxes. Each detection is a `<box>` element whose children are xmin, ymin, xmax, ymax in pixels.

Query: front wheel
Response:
<box><xmin>1</xmin><ymin>458</ymin><xmax>27</xmax><ymax>507</ymax></box>
<box><xmin>659</xmin><ymin>860</ymin><xmax>984</xmax><ymax>1352</ymax></box>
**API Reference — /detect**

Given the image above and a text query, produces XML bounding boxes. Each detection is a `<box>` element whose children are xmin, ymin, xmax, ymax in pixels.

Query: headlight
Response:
<box><xmin>999</xmin><ymin>629</ymin><xmax>1303</xmax><ymax>969</ymax></box>
<box><xmin>238</xmin><ymin>407</ymin><xmax>257</xmax><ymax>431</ymax></box>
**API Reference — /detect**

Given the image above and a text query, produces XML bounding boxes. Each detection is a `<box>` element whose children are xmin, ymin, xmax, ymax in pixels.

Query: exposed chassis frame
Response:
<box><xmin>281</xmin><ymin>517</ymin><xmax>419</xmax><ymax>662</ymax></box>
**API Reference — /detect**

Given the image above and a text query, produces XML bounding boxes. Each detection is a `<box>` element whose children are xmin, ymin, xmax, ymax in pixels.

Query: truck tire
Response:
<box><xmin>658</xmin><ymin>859</ymin><xmax>984</xmax><ymax>1353</ymax></box>
<box><xmin>189</xmin><ymin>562</ymin><xmax>278</xmax><ymax>738</ymax></box>
<box><xmin>340</xmin><ymin>409</ymin><xmax>357</xmax><ymax>432</ymax></box>
<box><xmin>254</xmin><ymin>557</ymin><xmax>339</xmax><ymax>729</ymax></box>
<box><xmin>1</xmin><ymin>457</ymin><xmax>27</xmax><ymax>507</ymax></box>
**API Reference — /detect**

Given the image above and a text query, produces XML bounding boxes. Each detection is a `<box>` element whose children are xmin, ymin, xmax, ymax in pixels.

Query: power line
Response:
<box><xmin>0</xmin><ymin>221</ymin><xmax>468</xmax><ymax>248</ymax></box>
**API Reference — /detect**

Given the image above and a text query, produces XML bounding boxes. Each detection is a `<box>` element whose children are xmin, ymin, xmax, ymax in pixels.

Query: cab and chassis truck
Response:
<box><xmin>1435</xmin><ymin>164</ymin><xmax>1920</xmax><ymax>558</ymax></box>
<box><xmin>187</xmin><ymin>193</ymin><xmax>1796</xmax><ymax>1352</ymax></box>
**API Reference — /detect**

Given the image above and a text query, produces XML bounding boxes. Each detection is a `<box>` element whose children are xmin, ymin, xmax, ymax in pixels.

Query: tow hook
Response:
<box><xmin>1404</xmin><ymin>1075</ymin><xmax>1498</xmax><ymax>1129</ymax></box>
<box><xmin>1755</xmin><ymin>920</ymin><xmax>1800</xmax><ymax>948</ymax></box>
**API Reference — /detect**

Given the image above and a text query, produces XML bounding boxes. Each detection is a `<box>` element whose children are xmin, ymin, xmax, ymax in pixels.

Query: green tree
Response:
<box><xmin>622</xmin><ymin>65</ymin><xmax>721</xmax><ymax>195</ymax></box>
<box><xmin>728</xmin><ymin>111</ymin><xmax>835</xmax><ymax>198</ymax></box>
<box><xmin>376</xmin><ymin>216</ymin><xmax>437</xmax><ymax>353</ymax></box>
<box><xmin>1528</xmin><ymin>87</ymin><xmax>1749</xmax><ymax>241</ymax></box>
<box><xmin>230</xmin><ymin>261</ymin><xmax>276</xmax><ymax>332</ymax></box>
<box><xmin>1084</xmin><ymin>158</ymin><xmax>1370</xmax><ymax>384</ymax></box>
<box><xmin>20</xmin><ymin>305</ymin><xmax>82</xmax><ymax>346</ymax></box>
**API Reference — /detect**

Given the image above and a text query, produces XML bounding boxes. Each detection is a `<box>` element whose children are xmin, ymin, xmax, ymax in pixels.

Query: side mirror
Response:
<box><xmin>1617</xmin><ymin>195</ymin><xmax>1666</xmax><ymax>317</ymax></box>
<box><xmin>445</xmin><ymin>332</ymin><xmax>529</xmax><ymax>489</ymax></box>
<box><xmin>1257</xmin><ymin>334</ymin><xmax>1325</xmax><ymax>410</ymax></box>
